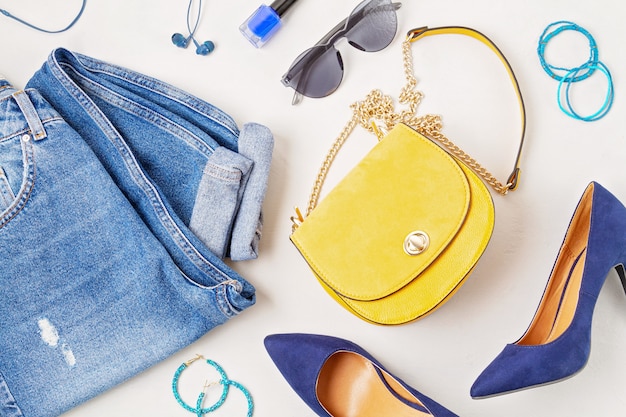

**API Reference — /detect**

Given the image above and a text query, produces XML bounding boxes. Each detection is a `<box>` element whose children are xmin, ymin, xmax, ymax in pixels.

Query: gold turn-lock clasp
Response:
<box><xmin>404</xmin><ymin>231</ymin><xmax>430</xmax><ymax>256</ymax></box>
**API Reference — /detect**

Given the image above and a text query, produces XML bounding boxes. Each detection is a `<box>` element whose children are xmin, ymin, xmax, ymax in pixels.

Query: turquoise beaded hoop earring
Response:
<box><xmin>172</xmin><ymin>355</ymin><xmax>254</xmax><ymax>417</ymax></box>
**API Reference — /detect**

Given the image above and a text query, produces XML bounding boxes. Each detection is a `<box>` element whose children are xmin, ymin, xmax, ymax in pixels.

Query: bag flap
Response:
<box><xmin>337</xmin><ymin>160</ymin><xmax>494</xmax><ymax>324</ymax></box>
<box><xmin>291</xmin><ymin>124</ymin><xmax>471</xmax><ymax>301</ymax></box>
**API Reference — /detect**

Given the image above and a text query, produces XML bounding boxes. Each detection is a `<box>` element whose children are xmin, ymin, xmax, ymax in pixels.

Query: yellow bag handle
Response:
<box><xmin>291</xmin><ymin>26</ymin><xmax>527</xmax><ymax>230</ymax></box>
<box><xmin>407</xmin><ymin>26</ymin><xmax>526</xmax><ymax>192</ymax></box>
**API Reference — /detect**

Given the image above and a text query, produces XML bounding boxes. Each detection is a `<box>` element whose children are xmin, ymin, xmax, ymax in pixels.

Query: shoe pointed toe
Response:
<box><xmin>265</xmin><ymin>333</ymin><xmax>459</xmax><ymax>417</ymax></box>
<box><xmin>471</xmin><ymin>331</ymin><xmax>591</xmax><ymax>398</ymax></box>
<box><xmin>264</xmin><ymin>333</ymin><xmax>354</xmax><ymax>416</ymax></box>
<box><xmin>470</xmin><ymin>345</ymin><xmax>522</xmax><ymax>398</ymax></box>
<box><xmin>264</xmin><ymin>333</ymin><xmax>355</xmax><ymax>377</ymax></box>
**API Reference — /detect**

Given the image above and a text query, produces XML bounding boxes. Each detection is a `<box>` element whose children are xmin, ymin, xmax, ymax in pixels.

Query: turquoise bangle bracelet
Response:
<box><xmin>538</xmin><ymin>20</ymin><xmax>613</xmax><ymax>122</ymax></box>
<box><xmin>558</xmin><ymin>61</ymin><xmax>614</xmax><ymax>122</ymax></box>
<box><xmin>172</xmin><ymin>355</ymin><xmax>254</xmax><ymax>417</ymax></box>
<box><xmin>537</xmin><ymin>20</ymin><xmax>598</xmax><ymax>82</ymax></box>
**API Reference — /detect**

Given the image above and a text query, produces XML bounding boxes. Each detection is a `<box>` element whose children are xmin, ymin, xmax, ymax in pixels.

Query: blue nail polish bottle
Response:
<box><xmin>240</xmin><ymin>0</ymin><xmax>299</xmax><ymax>48</ymax></box>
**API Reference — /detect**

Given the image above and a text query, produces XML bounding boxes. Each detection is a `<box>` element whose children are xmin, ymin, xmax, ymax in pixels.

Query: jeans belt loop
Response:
<box><xmin>12</xmin><ymin>90</ymin><xmax>47</xmax><ymax>141</ymax></box>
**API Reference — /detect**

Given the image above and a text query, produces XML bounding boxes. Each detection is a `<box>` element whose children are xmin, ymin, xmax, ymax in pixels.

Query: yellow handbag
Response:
<box><xmin>290</xmin><ymin>26</ymin><xmax>527</xmax><ymax>325</ymax></box>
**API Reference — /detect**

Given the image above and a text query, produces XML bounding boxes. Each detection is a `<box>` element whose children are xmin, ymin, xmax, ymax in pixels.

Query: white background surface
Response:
<box><xmin>2</xmin><ymin>1</ymin><xmax>626</xmax><ymax>416</ymax></box>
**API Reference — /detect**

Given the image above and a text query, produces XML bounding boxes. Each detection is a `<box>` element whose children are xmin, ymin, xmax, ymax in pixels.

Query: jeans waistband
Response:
<box><xmin>0</xmin><ymin>82</ymin><xmax>61</xmax><ymax>142</ymax></box>
<box><xmin>49</xmin><ymin>49</ymin><xmax>242</xmax><ymax>147</ymax></box>
<box><xmin>0</xmin><ymin>77</ymin><xmax>11</xmax><ymax>86</ymax></box>
<box><xmin>0</xmin><ymin>79</ymin><xmax>20</xmax><ymax>105</ymax></box>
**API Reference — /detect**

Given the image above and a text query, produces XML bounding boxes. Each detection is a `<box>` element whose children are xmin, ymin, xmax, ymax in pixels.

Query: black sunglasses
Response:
<box><xmin>281</xmin><ymin>0</ymin><xmax>402</xmax><ymax>104</ymax></box>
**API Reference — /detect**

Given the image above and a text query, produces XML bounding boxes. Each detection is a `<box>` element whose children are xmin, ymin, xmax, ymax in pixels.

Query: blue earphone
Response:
<box><xmin>0</xmin><ymin>0</ymin><xmax>86</xmax><ymax>33</ymax></box>
<box><xmin>172</xmin><ymin>0</ymin><xmax>215</xmax><ymax>56</ymax></box>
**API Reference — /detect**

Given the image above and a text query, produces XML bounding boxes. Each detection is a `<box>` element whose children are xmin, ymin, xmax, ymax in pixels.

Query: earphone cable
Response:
<box><xmin>0</xmin><ymin>0</ymin><xmax>87</xmax><ymax>34</ymax></box>
<box><xmin>186</xmin><ymin>0</ymin><xmax>203</xmax><ymax>44</ymax></box>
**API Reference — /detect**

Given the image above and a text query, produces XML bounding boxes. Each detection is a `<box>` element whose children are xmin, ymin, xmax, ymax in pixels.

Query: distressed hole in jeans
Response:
<box><xmin>37</xmin><ymin>318</ymin><xmax>77</xmax><ymax>367</ymax></box>
<box><xmin>38</xmin><ymin>318</ymin><xmax>60</xmax><ymax>347</ymax></box>
<box><xmin>61</xmin><ymin>343</ymin><xmax>77</xmax><ymax>367</ymax></box>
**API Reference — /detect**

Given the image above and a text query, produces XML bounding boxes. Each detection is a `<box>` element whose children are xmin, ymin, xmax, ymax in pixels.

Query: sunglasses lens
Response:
<box><xmin>285</xmin><ymin>46</ymin><xmax>344</xmax><ymax>98</ymax></box>
<box><xmin>282</xmin><ymin>0</ymin><xmax>399</xmax><ymax>101</ymax></box>
<box><xmin>346</xmin><ymin>0</ymin><xmax>398</xmax><ymax>52</ymax></box>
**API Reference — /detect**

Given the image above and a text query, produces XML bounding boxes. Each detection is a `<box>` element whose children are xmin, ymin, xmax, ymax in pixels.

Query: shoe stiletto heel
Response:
<box><xmin>471</xmin><ymin>181</ymin><xmax>626</xmax><ymax>398</ymax></box>
<box><xmin>265</xmin><ymin>333</ymin><xmax>459</xmax><ymax>417</ymax></box>
<box><xmin>615</xmin><ymin>264</ymin><xmax>626</xmax><ymax>294</ymax></box>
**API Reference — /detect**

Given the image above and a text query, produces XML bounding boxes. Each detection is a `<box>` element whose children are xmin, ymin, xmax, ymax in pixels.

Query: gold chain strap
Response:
<box><xmin>291</xmin><ymin>27</ymin><xmax>525</xmax><ymax>230</ymax></box>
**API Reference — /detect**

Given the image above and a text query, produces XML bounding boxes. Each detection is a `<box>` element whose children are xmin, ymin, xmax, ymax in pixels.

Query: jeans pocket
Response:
<box><xmin>0</xmin><ymin>134</ymin><xmax>35</xmax><ymax>226</ymax></box>
<box><xmin>0</xmin><ymin>167</ymin><xmax>16</xmax><ymax>211</ymax></box>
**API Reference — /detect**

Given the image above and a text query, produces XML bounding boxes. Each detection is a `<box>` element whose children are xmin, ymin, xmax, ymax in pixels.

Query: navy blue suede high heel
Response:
<box><xmin>471</xmin><ymin>182</ymin><xmax>626</xmax><ymax>398</ymax></box>
<box><xmin>265</xmin><ymin>333</ymin><xmax>459</xmax><ymax>417</ymax></box>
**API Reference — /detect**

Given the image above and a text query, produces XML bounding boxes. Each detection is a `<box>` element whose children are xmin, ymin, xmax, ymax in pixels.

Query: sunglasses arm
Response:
<box><xmin>292</xmin><ymin>91</ymin><xmax>304</xmax><ymax>105</ymax></box>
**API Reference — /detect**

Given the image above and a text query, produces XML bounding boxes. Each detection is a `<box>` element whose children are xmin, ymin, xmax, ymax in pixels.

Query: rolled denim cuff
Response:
<box><xmin>230</xmin><ymin>122</ymin><xmax>274</xmax><ymax>261</ymax></box>
<box><xmin>189</xmin><ymin>146</ymin><xmax>253</xmax><ymax>258</ymax></box>
<box><xmin>189</xmin><ymin>123</ymin><xmax>273</xmax><ymax>261</ymax></box>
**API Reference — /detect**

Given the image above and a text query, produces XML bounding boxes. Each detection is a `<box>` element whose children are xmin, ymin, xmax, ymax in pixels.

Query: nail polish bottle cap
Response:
<box><xmin>270</xmin><ymin>0</ymin><xmax>298</xmax><ymax>17</ymax></box>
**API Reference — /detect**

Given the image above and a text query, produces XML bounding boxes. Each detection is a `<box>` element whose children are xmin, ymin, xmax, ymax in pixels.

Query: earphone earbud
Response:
<box><xmin>171</xmin><ymin>33</ymin><xmax>191</xmax><ymax>48</ymax></box>
<box><xmin>172</xmin><ymin>0</ymin><xmax>214</xmax><ymax>56</ymax></box>
<box><xmin>195</xmin><ymin>40</ymin><xmax>215</xmax><ymax>55</ymax></box>
<box><xmin>172</xmin><ymin>32</ymin><xmax>215</xmax><ymax>55</ymax></box>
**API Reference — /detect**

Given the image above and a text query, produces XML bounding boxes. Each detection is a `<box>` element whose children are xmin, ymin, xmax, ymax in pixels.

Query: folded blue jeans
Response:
<box><xmin>0</xmin><ymin>48</ymin><xmax>273</xmax><ymax>417</ymax></box>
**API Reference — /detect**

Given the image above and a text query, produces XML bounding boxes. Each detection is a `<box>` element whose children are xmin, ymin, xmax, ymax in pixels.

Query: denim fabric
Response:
<box><xmin>27</xmin><ymin>48</ymin><xmax>273</xmax><ymax>261</ymax></box>
<box><xmin>0</xmin><ymin>49</ymin><xmax>272</xmax><ymax>417</ymax></box>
